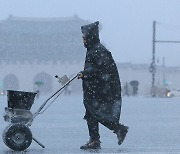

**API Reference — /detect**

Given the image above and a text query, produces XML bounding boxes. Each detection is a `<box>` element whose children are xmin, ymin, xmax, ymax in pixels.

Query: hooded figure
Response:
<box><xmin>78</xmin><ymin>21</ymin><xmax>129</xmax><ymax>150</ymax></box>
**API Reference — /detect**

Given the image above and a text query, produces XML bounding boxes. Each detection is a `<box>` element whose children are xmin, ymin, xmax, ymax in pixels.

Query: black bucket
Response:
<box><xmin>7</xmin><ymin>90</ymin><xmax>37</xmax><ymax>110</ymax></box>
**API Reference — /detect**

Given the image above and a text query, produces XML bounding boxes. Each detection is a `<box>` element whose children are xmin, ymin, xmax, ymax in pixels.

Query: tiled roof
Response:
<box><xmin>0</xmin><ymin>15</ymin><xmax>89</xmax><ymax>63</ymax></box>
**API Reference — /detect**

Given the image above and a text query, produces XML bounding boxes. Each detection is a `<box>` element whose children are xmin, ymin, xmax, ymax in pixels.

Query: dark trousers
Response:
<box><xmin>87</xmin><ymin>115</ymin><xmax>121</xmax><ymax>141</ymax></box>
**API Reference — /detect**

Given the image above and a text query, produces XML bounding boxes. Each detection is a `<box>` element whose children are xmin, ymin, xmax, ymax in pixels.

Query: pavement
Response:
<box><xmin>0</xmin><ymin>94</ymin><xmax>180</xmax><ymax>154</ymax></box>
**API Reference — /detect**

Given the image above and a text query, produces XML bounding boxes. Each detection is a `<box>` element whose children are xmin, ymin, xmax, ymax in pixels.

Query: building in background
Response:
<box><xmin>0</xmin><ymin>15</ymin><xmax>88</xmax><ymax>95</ymax></box>
<box><xmin>0</xmin><ymin>15</ymin><xmax>180</xmax><ymax>96</ymax></box>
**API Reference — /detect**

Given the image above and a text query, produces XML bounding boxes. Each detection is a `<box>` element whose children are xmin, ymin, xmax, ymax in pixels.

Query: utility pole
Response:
<box><xmin>162</xmin><ymin>57</ymin><xmax>166</xmax><ymax>86</ymax></box>
<box><xmin>149</xmin><ymin>21</ymin><xmax>180</xmax><ymax>97</ymax></box>
<box><xmin>149</xmin><ymin>21</ymin><xmax>156</xmax><ymax>97</ymax></box>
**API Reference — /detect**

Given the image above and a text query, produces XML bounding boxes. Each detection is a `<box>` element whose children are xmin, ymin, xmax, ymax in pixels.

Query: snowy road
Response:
<box><xmin>0</xmin><ymin>94</ymin><xmax>180</xmax><ymax>153</ymax></box>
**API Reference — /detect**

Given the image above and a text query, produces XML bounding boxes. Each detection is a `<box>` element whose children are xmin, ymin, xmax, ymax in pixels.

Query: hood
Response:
<box><xmin>81</xmin><ymin>21</ymin><xmax>100</xmax><ymax>49</ymax></box>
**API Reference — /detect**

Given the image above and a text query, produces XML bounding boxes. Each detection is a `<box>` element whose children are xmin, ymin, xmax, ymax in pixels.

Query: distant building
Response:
<box><xmin>1</xmin><ymin>15</ymin><xmax>180</xmax><ymax>96</ymax></box>
<box><xmin>118</xmin><ymin>63</ymin><xmax>180</xmax><ymax>96</ymax></box>
<box><xmin>0</xmin><ymin>15</ymin><xmax>88</xmax><ymax>64</ymax></box>
<box><xmin>0</xmin><ymin>15</ymin><xmax>89</xmax><ymax>94</ymax></box>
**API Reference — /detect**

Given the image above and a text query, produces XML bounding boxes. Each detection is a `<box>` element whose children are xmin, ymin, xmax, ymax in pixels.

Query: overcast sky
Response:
<box><xmin>1</xmin><ymin>0</ymin><xmax>180</xmax><ymax>66</ymax></box>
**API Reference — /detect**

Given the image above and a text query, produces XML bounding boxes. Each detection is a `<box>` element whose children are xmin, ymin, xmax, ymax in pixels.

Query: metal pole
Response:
<box><xmin>150</xmin><ymin>21</ymin><xmax>180</xmax><ymax>97</ymax></box>
<box><xmin>151</xmin><ymin>21</ymin><xmax>156</xmax><ymax>97</ymax></box>
<box><xmin>156</xmin><ymin>40</ymin><xmax>180</xmax><ymax>43</ymax></box>
<box><xmin>163</xmin><ymin>57</ymin><xmax>166</xmax><ymax>86</ymax></box>
<box><xmin>33</xmin><ymin>74</ymin><xmax>78</xmax><ymax>119</ymax></box>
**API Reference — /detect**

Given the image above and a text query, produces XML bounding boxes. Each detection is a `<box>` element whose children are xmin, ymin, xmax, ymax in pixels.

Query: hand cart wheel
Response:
<box><xmin>3</xmin><ymin>123</ymin><xmax>32</xmax><ymax>151</ymax></box>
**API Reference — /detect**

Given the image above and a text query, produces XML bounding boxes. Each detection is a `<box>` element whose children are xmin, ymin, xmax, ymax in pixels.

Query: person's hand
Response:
<box><xmin>77</xmin><ymin>73</ymin><xmax>83</xmax><ymax>79</ymax></box>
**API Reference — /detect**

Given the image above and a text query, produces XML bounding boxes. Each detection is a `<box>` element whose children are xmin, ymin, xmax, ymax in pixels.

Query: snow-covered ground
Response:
<box><xmin>0</xmin><ymin>94</ymin><xmax>180</xmax><ymax>153</ymax></box>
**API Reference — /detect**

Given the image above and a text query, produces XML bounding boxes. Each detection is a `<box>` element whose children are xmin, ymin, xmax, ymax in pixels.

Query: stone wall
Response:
<box><xmin>1</xmin><ymin>62</ymin><xmax>180</xmax><ymax>96</ymax></box>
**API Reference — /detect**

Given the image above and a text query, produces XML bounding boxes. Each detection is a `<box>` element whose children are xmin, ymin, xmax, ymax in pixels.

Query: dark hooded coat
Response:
<box><xmin>81</xmin><ymin>21</ymin><xmax>122</xmax><ymax>124</ymax></box>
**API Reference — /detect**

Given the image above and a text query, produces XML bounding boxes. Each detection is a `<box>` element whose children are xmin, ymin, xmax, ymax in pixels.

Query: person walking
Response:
<box><xmin>78</xmin><ymin>21</ymin><xmax>129</xmax><ymax>150</ymax></box>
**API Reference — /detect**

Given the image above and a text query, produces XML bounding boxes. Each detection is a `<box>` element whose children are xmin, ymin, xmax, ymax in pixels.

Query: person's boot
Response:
<box><xmin>80</xmin><ymin>139</ymin><xmax>101</xmax><ymax>150</ymax></box>
<box><xmin>114</xmin><ymin>124</ymin><xmax>129</xmax><ymax>145</ymax></box>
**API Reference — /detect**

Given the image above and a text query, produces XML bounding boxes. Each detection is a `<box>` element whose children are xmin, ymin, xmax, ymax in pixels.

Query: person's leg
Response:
<box><xmin>87</xmin><ymin>119</ymin><xmax>100</xmax><ymax>142</ymax></box>
<box><xmin>99</xmin><ymin>120</ymin><xmax>120</xmax><ymax>131</ymax></box>
<box><xmin>80</xmin><ymin>115</ymin><xmax>101</xmax><ymax>149</ymax></box>
<box><xmin>100</xmin><ymin>120</ymin><xmax>129</xmax><ymax>145</ymax></box>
